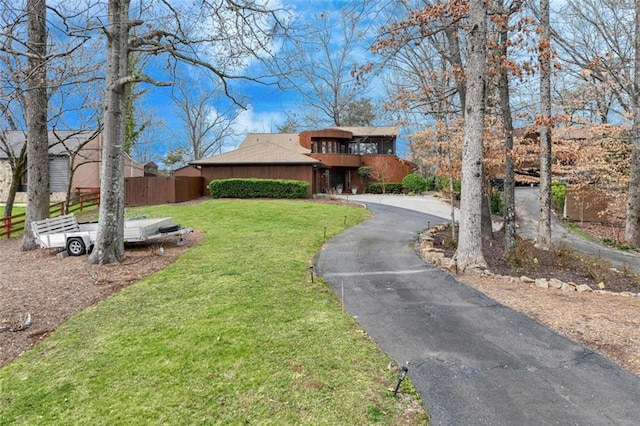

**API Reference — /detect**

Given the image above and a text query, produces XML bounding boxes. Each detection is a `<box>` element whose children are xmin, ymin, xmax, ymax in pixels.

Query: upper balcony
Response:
<box><xmin>309</xmin><ymin>153</ymin><xmax>362</xmax><ymax>167</ymax></box>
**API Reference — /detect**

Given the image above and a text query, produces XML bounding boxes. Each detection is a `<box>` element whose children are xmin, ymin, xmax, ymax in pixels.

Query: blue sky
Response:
<box><xmin>135</xmin><ymin>0</ymin><xmax>393</xmax><ymax>164</ymax></box>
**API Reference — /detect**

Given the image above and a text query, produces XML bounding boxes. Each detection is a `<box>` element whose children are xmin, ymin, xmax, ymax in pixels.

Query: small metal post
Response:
<box><xmin>393</xmin><ymin>365</ymin><xmax>409</xmax><ymax>397</ymax></box>
<box><xmin>344</xmin><ymin>215</ymin><xmax>347</xmax><ymax>225</ymax></box>
<box><xmin>427</xmin><ymin>220</ymin><xmax>431</xmax><ymax>229</ymax></box>
<box><xmin>309</xmin><ymin>266</ymin><xmax>314</xmax><ymax>283</ymax></box>
<box><xmin>324</xmin><ymin>226</ymin><xmax>327</xmax><ymax>239</ymax></box>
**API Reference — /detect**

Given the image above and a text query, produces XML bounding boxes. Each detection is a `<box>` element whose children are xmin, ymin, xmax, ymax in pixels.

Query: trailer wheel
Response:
<box><xmin>159</xmin><ymin>224</ymin><xmax>180</xmax><ymax>233</ymax></box>
<box><xmin>66</xmin><ymin>237</ymin><xmax>86</xmax><ymax>256</ymax></box>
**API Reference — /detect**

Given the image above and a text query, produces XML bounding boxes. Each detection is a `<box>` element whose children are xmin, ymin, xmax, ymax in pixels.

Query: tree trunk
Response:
<box><xmin>498</xmin><ymin>0</ymin><xmax>517</xmax><ymax>253</ymax></box>
<box><xmin>445</xmin><ymin>26</ymin><xmax>466</xmax><ymax>113</ymax></box>
<box><xmin>455</xmin><ymin>0</ymin><xmax>488</xmax><ymax>271</ymax></box>
<box><xmin>21</xmin><ymin>0</ymin><xmax>49</xmax><ymax>251</ymax></box>
<box><xmin>4</xmin><ymin>143</ymin><xmax>27</xmax><ymax>218</ymax></box>
<box><xmin>88</xmin><ymin>0</ymin><xmax>129</xmax><ymax>264</ymax></box>
<box><xmin>481</xmin><ymin>179</ymin><xmax>493</xmax><ymax>241</ymax></box>
<box><xmin>445</xmin><ymin>136</ymin><xmax>457</xmax><ymax>241</ymax></box>
<box><xmin>537</xmin><ymin>0</ymin><xmax>553</xmax><ymax>250</ymax></box>
<box><xmin>625</xmin><ymin>0</ymin><xmax>640</xmax><ymax>246</ymax></box>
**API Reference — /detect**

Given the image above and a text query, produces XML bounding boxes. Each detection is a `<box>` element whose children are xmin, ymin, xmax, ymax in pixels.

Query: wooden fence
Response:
<box><xmin>124</xmin><ymin>176</ymin><xmax>204</xmax><ymax>207</ymax></box>
<box><xmin>564</xmin><ymin>186</ymin><xmax>609</xmax><ymax>223</ymax></box>
<box><xmin>1</xmin><ymin>188</ymin><xmax>100</xmax><ymax>239</ymax></box>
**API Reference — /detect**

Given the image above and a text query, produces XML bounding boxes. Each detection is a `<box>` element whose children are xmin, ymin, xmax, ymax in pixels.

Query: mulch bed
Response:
<box><xmin>0</xmin><ymin>231</ymin><xmax>204</xmax><ymax>368</ymax></box>
<box><xmin>430</xmin><ymin>225</ymin><xmax>640</xmax><ymax>293</ymax></box>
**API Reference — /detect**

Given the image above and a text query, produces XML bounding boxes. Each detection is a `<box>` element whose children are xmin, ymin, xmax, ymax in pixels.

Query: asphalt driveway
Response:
<box><xmin>316</xmin><ymin>201</ymin><xmax>640</xmax><ymax>425</ymax></box>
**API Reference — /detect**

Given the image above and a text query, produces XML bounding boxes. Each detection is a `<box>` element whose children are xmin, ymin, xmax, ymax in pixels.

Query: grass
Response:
<box><xmin>566</xmin><ymin>221</ymin><xmax>594</xmax><ymax>241</ymax></box>
<box><xmin>0</xmin><ymin>199</ymin><xmax>426</xmax><ymax>425</ymax></box>
<box><xmin>1</xmin><ymin>205</ymin><xmax>26</xmax><ymax>217</ymax></box>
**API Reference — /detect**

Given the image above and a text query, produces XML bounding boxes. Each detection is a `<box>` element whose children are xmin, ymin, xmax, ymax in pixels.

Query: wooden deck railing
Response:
<box><xmin>0</xmin><ymin>187</ymin><xmax>100</xmax><ymax>239</ymax></box>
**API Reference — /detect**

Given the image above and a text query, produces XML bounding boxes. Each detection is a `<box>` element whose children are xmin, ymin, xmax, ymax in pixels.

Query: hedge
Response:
<box><xmin>551</xmin><ymin>181</ymin><xmax>566</xmax><ymax>213</ymax></box>
<box><xmin>209</xmin><ymin>178</ymin><xmax>310</xmax><ymax>199</ymax></box>
<box><xmin>401</xmin><ymin>174</ymin><xmax>427</xmax><ymax>193</ymax></box>
<box><xmin>368</xmin><ymin>182</ymin><xmax>403</xmax><ymax>194</ymax></box>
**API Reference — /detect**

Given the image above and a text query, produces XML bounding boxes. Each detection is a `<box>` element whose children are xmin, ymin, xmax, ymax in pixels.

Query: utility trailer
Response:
<box><xmin>32</xmin><ymin>214</ymin><xmax>192</xmax><ymax>256</ymax></box>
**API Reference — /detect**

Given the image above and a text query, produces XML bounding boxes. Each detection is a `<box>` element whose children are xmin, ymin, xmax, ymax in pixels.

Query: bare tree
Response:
<box><xmin>279</xmin><ymin>1</ymin><xmax>381</xmax><ymax>127</ymax></box>
<box><xmin>1</xmin><ymin>0</ymin><xmax>100</xmax><ymax>232</ymax></box>
<box><xmin>626</xmin><ymin>0</ymin><xmax>640</xmax><ymax>245</ymax></box>
<box><xmin>89</xmin><ymin>0</ymin><xmax>287</xmax><ymax>264</ymax></box>
<box><xmin>172</xmin><ymin>80</ymin><xmax>238</xmax><ymax>161</ymax></box>
<box><xmin>554</xmin><ymin>0</ymin><xmax>634</xmax><ymax>123</ymax></box>
<box><xmin>0</xmin><ymin>60</ymin><xmax>27</xmax><ymax>218</ymax></box>
<box><xmin>50</xmin><ymin>129</ymin><xmax>101</xmax><ymax>208</ymax></box>
<box><xmin>537</xmin><ymin>0</ymin><xmax>552</xmax><ymax>249</ymax></box>
<box><xmin>0</xmin><ymin>132</ymin><xmax>27</xmax><ymax>218</ymax></box>
<box><xmin>88</xmin><ymin>0</ymin><xmax>130</xmax><ymax>264</ymax></box>
<box><xmin>21</xmin><ymin>0</ymin><xmax>49</xmax><ymax>250</ymax></box>
<box><xmin>456</xmin><ymin>0</ymin><xmax>489</xmax><ymax>270</ymax></box>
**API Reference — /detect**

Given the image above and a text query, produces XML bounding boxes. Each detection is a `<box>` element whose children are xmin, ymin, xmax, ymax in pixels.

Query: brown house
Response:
<box><xmin>187</xmin><ymin>126</ymin><xmax>415</xmax><ymax>196</ymax></box>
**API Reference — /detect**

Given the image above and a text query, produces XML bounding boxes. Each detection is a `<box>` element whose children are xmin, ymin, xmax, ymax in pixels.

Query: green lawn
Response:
<box><xmin>0</xmin><ymin>199</ymin><xmax>427</xmax><ymax>425</ymax></box>
<box><xmin>1</xmin><ymin>205</ymin><xmax>26</xmax><ymax>217</ymax></box>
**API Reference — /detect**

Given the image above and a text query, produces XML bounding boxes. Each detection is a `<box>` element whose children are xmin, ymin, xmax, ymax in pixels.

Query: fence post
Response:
<box><xmin>2</xmin><ymin>216</ymin><xmax>9</xmax><ymax>239</ymax></box>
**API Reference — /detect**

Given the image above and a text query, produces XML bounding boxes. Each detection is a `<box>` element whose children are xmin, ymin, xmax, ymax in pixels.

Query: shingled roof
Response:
<box><xmin>191</xmin><ymin>133</ymin><xmax>323</xmax><ymax>166</ymax></box>
<box><xmin>0</xmin><ymin>130</ymin><xmax>94</xmax><ymax>158</ymax></box>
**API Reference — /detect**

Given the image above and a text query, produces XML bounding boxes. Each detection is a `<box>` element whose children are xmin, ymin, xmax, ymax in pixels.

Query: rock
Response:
<box><xmin>520</xmin><ymin>276</ymin><xmax>535</xmax><ymax>283</ymax></box>
<box><xmin>482</xmin><ymin>270</ymin><xmax>495</xmax><ymax>278</ymax></box>
<box><xmin>576</xmin><ymin>284</ymin><xmax>593</xmax><ymax>292</ymax></box>
<box><xmin>465</xmin><ymin>265</ymin><xmax>485</xmax><ymax>276</ymax></box>
<box><xmin>561</xmin><ymin>282</ymin><xmax>574</xmax><ymax>291</ymax></box>
<box><xmin>423</xmin><ymin>247</ymin><xmax>444</xmax><ymax>254</ymax></box>
<box><xmin>549</xmin><ymin>278</ymin><xmax>564</xmax><ymax>289</ymax></box>
<box><xmin>441</xmin><ymin>258</ymin><xmax>458</xmax><ymax>273</ymax></box>
<box><xmin>420</xmin><ymin>240</ymin><xmax>434</xmax><ymax>250</ymax></box>
<box><xmin>535</xmin><ymin>278</ymin><xmax>549</xmax><ymax>289</ymax></box>
<box><xmin>419</xmin><ymin>236</ymin><xmax>434</xmax><ymax>250</ymax></box>
<box><xmin>424</xmin><ymin>251</ymin><xmax>444</xmax><ymax>261</ymax></box>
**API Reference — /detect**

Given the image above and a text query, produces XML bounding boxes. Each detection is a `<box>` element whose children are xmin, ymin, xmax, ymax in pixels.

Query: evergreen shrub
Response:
<box><xmin>209</xmin><ymin>178</ymin><xmax>309</xmax><ymax>199</ymax></box>
<box><xmin>368</xmin><ymin>182</ymin><xmax>403</xmax><ymax>194</ymax></box>
<box><xmin>401</xmin><ymin>174</ymin><xmax>427</xmax><ymax>193</ymax></box>
<box><xmin>551</xmin><ymin>182</ymin><xmax>567</xmax><ymax>212</ymax></box>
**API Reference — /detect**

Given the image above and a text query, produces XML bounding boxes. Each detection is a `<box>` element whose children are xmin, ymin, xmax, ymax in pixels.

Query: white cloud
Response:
<box><xmin>227</xmin><ymin>106</ymin><xmax>286</xmax><ymax>149</ymax></box>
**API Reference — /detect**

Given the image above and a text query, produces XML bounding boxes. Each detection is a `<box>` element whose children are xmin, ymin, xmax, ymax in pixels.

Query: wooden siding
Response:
<box><xmin>125</xmin><ymin>176</ymin><xmax>204</xmax><ymax>206</ymax></box>
<box><xmin>310</xmin><ymin>153</ymin><xmax>361</xmax><ymax>167</ymax></box>
<box><xmin>360</xmin><ymin>155</ymin><xmax>415</xmax><ymax>183</ymax></box>
<box><xmin>173</xmin><ymin>165</ymin><xmax>202</xmax><ymax>177</ymax></box>
<box><xmin>299</xmin><ymin>129</ymin><xmax>352</xmax><ymax>150</ymax></box>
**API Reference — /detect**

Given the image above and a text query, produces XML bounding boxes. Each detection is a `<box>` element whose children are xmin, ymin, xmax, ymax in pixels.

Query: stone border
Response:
<box><xmin>418</xmin><ymin>224</ymin><xmax>640</xmax><ymax>298</ymax></box>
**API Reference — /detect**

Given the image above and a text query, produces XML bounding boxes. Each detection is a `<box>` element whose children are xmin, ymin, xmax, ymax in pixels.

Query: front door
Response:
<box><xmin>330</xmin><ymin>169</ymin><xmax>344</xmax><ymax>193</ymax></box>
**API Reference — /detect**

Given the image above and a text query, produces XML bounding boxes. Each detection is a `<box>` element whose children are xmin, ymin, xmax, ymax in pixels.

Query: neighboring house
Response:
<box><xmin>186</xmin><ymin>126</ymin><xmax>415</xmax><ymax>195</ymax></box>
<box><xmin>0</xmin><ymin>131</ymin><xmax>145</xmax><ymax>203</ymax></box>
<box><xmin>144</xmin><ymin>161</ymin><xmax>161</xmax><ymax>176</ymax></box>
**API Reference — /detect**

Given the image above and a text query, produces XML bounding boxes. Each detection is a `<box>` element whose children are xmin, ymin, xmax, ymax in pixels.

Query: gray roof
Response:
<box><xmin>0</xmin><ymin>130</ymin><xmax>96</xmax><ymax>158</ymax></box>
<box><xmin>191</xmin><ymin>133</ymin><xmax>323</xmax><ymax>166</ymax></box>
